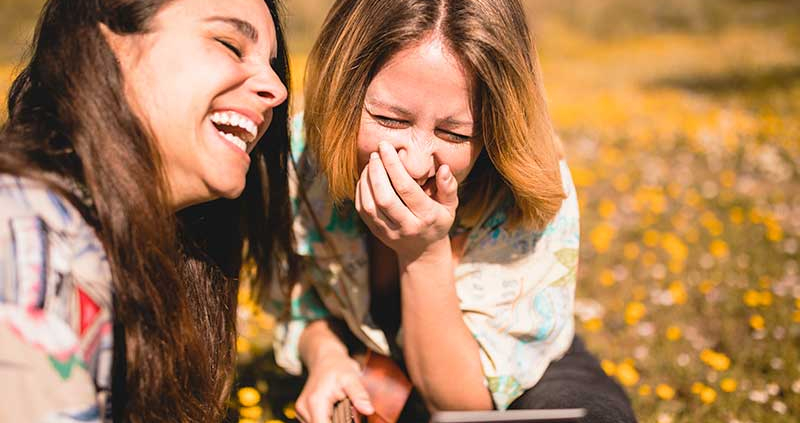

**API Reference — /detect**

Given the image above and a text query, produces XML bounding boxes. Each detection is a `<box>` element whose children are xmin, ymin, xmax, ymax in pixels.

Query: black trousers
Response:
<box><xmin>398</xmin><ymin>335</ymin><xmax>637</xmax><ymax>423</ymax></box>
<box><xmin>507</xmin><ymin>336</ymin><xmax>637</xmax><ymax>423</ymax></box>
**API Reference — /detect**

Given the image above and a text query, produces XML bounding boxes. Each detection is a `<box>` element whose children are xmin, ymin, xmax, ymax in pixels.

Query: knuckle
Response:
<box><xmin>374</xmin><ymin>192</ymin><xmax>393</xmax><ymax>209</ymax></box>
<box><xmin>394</xmin><ymin>182</ymin><xmax>414</xmax><ymax>197</ymax></box>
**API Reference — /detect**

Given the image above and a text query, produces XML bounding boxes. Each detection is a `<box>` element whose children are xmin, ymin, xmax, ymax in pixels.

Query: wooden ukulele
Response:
<box><xmin>331</xmin><ymin>350</ymin><xmax>412</xmax><ymax>423</ymax></box>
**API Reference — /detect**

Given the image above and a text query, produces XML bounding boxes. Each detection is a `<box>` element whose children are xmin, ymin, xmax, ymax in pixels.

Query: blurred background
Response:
<box><xmin>2</xmin><ymin>1</ymin><xmax>799</xmax><ymax>422</ymax></box>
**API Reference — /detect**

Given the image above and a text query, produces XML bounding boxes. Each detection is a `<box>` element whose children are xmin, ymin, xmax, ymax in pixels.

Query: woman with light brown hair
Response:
<box><xmin>269</xmin><ymin>0</ymin><xmax>636</xmax><ymax>421</ymax></box>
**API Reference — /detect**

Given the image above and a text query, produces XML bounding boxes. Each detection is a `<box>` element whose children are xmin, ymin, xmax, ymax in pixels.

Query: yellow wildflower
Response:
<box><xmin>698</xmin><ymin>280</ymin><xmax>715</xmax><ymax>294</ymax></box>
<box><xmin>643</xmin><ymin>230</ymin><xmax>660</xmax><ymax>247</ymax></box>
<box><xmin>283</xmin><ymin>403</ymin><xmax>297</xmax><ymax>419</ymax></box>
<box><xmin>238</xmin><ymin>419</ymin><xmax>257</xmax><ymax>423</ymax></box>
<box><xmin>709</xmin><ymin>240</ymin><xmax>729</xmax><ymax>258</ymax></box>
<box><xmin>600</xmin><ymin>269</ymin><xmax>615</xmax><ymax>287</ymax></box>
<box><xmin>700</xmin><ymin>350</ymin><xmax>731</xmax><ymax>371</ymax></box>
<box><xmin>598</xmin><ymin>200</ymin><xmax>616</xmax><ymax>219</ymax></box>
<box><xmin>792</xmin><ymin>310</ymin><xmax>800</xmax><ymax>323</ymax></box>
<box><xmin>638</xmin><ymin>384</ymin><xmax>652</xmax><ymax>396</ymax></box>
<box><xmin>743</xmin><ymin>290</ymin><xmax>760</xmax><ymax>307</ymax></box>
<box><xmin>237</xmin><ymin>387</ymin><xmax>261</xmax><ymax>407</ymax></box>
<box><xmin>583</xmin><ymin>318</ymin><xmax>603</xmax><ymax>332</ymax></box>
<box><xmin>710</xmin><ymin>354</ymin><xmax>731</xmax><ymax>372</ymax></box>
<box><xmin>616</xmin><ymin>362</ymin><xmax>640</xmax><ymax>386</ymax></box>
<box><xmin>240</xmin><ymin>406</ymin><xmax>263</xmax><ymax>419</ymax></box>
<box><xmin>665</xmin><ymin>325</ymin><xmax>682</xmax><ymax>341</ymax></box>
<box><xmin>656</xmin><ymin>384</ymin><xmax>676</xmax><ymax>400</ymax></box>
<box><xmin>625</xmin><ymin>301</ymin><xmax>647</xmax><ymax>326</ymax></box>
<box><xmin>764</xmin><ymin>219</ymin><xmax>783</xmax><ymax>242</ymax></box>
<box><xmin>758</xmin><ymin>291</ymin><xmax>773</xmax><ymax>306</ymax></box>
<box><xmin>700</xmin><ymin>212</ymin><xmax>723</xmax><ymax>236</ymax></box>
<box><xmin>668</xmin><ymin>281</ymin><xmax>688</xmax><ymax>305</ymax></box>
<box><xmin>623</xmin><ymin>243</ymin><xmax>640</xmax><ymax>260</ymax></box>
<box><xmin>685</xmin><ymin>189</ymin><xmax>701</xmax><ymax>207</ymax></box>
<box><xmin>601</xmin><ymin>359</ymin><xmax>617</xmax><ymax>376</ymax></box>
<box><xmin>720</xmin><ymin>378</ymin><xmax>737</xmax><ymax>393</ymax></box>
<box><xmin>729</xmin><ymin>207</ymin><xmax>744</xmax><ymax>224</ymax></box>
<box><xmin>571</xmin><ymin>167</ymin><xmax>597</xmax><ymax>187</ymax></box>
<box><xmin>590</xmin><ymin>224</ymin><xmax>615</xmax><ymax>253</ymax></box>
<box><xmin>700</xmin><ymin>387</ymin><xmax>717</xmax><ymax>404</ymax></box>
<box><xmin>750</xmin><ymin>314</ymin><xmax>765</xmax><ymax>330</ymax></box>
<box><xmin>236</xmin><ymin>337</ymin><xmax>252</xmax><ymax>354</ymax></box>
<box><xmin>691</xmin><ymin>382</ymin><xmax>706</xmax><ymax>394</ymax></box>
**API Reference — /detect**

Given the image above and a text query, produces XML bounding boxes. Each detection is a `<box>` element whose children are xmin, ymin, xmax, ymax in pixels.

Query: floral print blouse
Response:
<box><xmin>0</xmin><ymin>175</ymin><xmax>113</xmax><ymax>422</ymax></box>
<box><xmin>268</xmin><ymin>117</ymin><xmax>581</xmax><ymax>410</ymax></box>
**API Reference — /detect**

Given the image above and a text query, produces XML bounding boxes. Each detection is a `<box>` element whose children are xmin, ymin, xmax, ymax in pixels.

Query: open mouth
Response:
<box><xmin>210</xmin><ymin>111</ymin><xmax>258</xmax><ymax>152</ymax></box>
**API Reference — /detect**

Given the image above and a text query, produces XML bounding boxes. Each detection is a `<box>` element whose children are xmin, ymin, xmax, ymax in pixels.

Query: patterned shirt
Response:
<box><xmin>0</xmin><ymin>175</ymin><xmax>113</xmax><ymax>422</ymax></box>
<box><xmin>268</xmin><ymin>117</ymin><xmax>581</xmax><ymax>409</ymax></box>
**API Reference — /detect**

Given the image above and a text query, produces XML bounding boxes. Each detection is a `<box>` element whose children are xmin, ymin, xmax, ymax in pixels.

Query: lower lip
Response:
<box><xmin>209</xmin><ymin>122</ymin><xmax>251</xmax><ymax>165</ymax></box>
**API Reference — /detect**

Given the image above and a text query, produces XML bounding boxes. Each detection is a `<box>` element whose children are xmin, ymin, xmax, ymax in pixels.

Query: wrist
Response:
<box><xmin>397</xmin><ymin>237</ymin><xmax>452</xmax><ymax>269</ymax></box>
<box><xmin>299</xmin><ymin>321</ymin><xmax>350</xmax><ymax>372</ymax></box>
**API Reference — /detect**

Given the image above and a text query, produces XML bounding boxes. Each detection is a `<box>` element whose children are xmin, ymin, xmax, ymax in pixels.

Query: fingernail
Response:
<box><xmin>378</xmin><ymin>141</ymin><xmax>390</xmax><ymax>152</ymax></box>
<box><xmin>357</xmin><ymin>400</ymin><xmax>374</xmax><ymax>414</ymax></box>
<box><xmin>370</xmin><ymin>152</ymin><xmax>379</xmax><ymax>160</ymax></box>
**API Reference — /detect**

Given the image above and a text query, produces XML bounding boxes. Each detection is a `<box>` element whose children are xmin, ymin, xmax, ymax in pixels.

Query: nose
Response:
<box><xmin>247</xmin><ymin>65</ymin><xmax>288</xmax><ymax>111</ymax></box>
<box><xmin>393</xmin><ymin>131</ymin><xmax>435</xmax><ymax>184</ymax></box>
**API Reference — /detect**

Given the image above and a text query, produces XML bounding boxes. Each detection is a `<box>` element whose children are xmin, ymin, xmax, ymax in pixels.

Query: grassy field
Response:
<box><xmin>2</xmin><ymin>1</ymin><xmax>799</xmax><ymax>422</ymax></box>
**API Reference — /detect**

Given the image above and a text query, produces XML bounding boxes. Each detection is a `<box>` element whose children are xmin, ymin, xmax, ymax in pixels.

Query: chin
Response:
<box><xmin>210</xmin><ymin>178</ymin><xmax>247</xmax><ymax>200</ymax></box>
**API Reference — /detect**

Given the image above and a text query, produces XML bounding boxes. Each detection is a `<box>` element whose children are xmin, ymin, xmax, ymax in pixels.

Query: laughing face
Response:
<box><xmin>105</xmin><ymin>0</ymin><xmax>287</xmax><ymax>209</ymax></box>
<box><xmin>357</xmin><ymin>36</ymin><xmax>482</xmax><ymax>197</ymax></box>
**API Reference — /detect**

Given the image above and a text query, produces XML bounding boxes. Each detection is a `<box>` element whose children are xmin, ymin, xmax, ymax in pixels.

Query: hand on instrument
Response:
<box><xmin>296</xmin><ymin>353</ymin><xmax>374</xmax><ymax>423</ymax></box>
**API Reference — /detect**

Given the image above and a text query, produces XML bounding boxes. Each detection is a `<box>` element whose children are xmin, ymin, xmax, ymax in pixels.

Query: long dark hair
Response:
<box><xmin>0</xmin><ymin>0</ymin><xmax>297</xmax><ymax>421</ymax></box>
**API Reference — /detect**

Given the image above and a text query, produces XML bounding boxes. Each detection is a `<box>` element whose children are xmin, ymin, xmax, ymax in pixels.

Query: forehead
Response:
<box><xmin>368</xmin><ymin>38</ymin><xmax>473</xmax><ymax>111</ymax></box>
<box><xmin>156</xmin><ymin>0</ymin><xmax>277</xmax><ymax>49</ymax></box>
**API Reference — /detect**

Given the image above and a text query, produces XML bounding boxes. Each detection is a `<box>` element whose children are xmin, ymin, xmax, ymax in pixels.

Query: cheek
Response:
<box><xmin>356</xmin><ymin>120</ymin><xmax>381</xmax><ymax>172</ymax></box>
<box><xmin>449</xmin><ymin>144</ymin><xmax>483</xmax><ymax>183</ymax></box>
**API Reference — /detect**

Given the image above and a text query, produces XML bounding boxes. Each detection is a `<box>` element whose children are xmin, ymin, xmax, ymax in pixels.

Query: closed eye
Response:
<box><xmin>216</xmin><ymin>38</ymin><xmax>243</xmax><ymax>59</ymax></box>
<box><xmin>373</xmin><ymin>115</ymin><xmax>409</xmax><ymax>129</ymax></box>
<box><xmin>437</xmin><ymin>129</ymin><xmax>472</xmax><ymax>143</ymax></box>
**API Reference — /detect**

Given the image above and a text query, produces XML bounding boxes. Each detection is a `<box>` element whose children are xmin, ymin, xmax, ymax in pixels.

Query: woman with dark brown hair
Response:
<box><xmin>0</xmin><ymin>0</ymin><xmax>296</xmax><ymax>421</ymax></box>
<box><xmin>269</xmin><ymin>0</ymin><xmax>637</xmax><ymax>422</ymax></box>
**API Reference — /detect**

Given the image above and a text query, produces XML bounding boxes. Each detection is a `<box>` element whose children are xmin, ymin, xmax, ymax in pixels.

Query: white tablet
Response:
<box><xmin>430</xmin><ymin>408</ymin><xmax>586</xmax><ymax>423</ymax></box>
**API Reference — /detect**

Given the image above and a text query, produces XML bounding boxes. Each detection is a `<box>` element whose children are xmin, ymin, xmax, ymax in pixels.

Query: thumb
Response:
<box><xmin>434</xmin><ymin>164</ymin><xmax>458</xmax><ymax>210</ymax></box>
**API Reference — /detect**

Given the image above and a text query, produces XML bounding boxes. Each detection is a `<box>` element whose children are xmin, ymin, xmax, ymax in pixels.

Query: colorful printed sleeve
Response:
<box><xmin>0</xmin><ymin>198</ymin><xmax>102</xmax><ymax>422</ymax></box>
<box><xmin>456</xmin><ymin>161</ymin><xmax>580</xmax><ymax>410</ymax></box>
<box><xmin>265</xmin><ymin>114</ymin><xmax>332</xmax><ymax>375</ymax></box>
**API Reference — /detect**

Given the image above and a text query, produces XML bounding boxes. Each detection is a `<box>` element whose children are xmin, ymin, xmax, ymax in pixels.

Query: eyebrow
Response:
<box><xmin>207</xmin><ymin>16</ymin><xmax>259</xmax><ymax>43</ymax></box>
<box><xmin>365</xmin><ymin>99</ymin><xmax>412</xmax><ymax>118</ymax></box>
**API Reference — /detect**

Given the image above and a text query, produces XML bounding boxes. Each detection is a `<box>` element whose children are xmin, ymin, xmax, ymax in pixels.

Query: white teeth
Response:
<box><xmin>210</xmin><ymin>111</ymin><xmax>258</xmax><ymax>142</ymax></box>
<box><xmin>218</xmin><ymin>130</ymin><xmax>247</xmax><ymax>152</ymax></box>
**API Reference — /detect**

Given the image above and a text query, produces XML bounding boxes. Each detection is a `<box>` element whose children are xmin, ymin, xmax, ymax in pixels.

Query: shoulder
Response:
<box><xmin>0</xmin><ymin>174</ymin><xmax>88</xmax><ymax>234</ymax></box>
<box><xmin>0</xmin><ymin>173</ymin><xmax>110</xmax><ymax>306</ymax></box>
<box><xmin>462</xmin><ymin>160</ymin><xmax>579</xmax><ymax>260</ymax></box>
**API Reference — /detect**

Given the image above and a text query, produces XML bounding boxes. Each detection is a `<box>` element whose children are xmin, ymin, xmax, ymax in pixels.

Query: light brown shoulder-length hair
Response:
<box><xmin>304</xmin><ymin>0</ymin><xmax>566</xmax><ymax>230</ymax></box>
